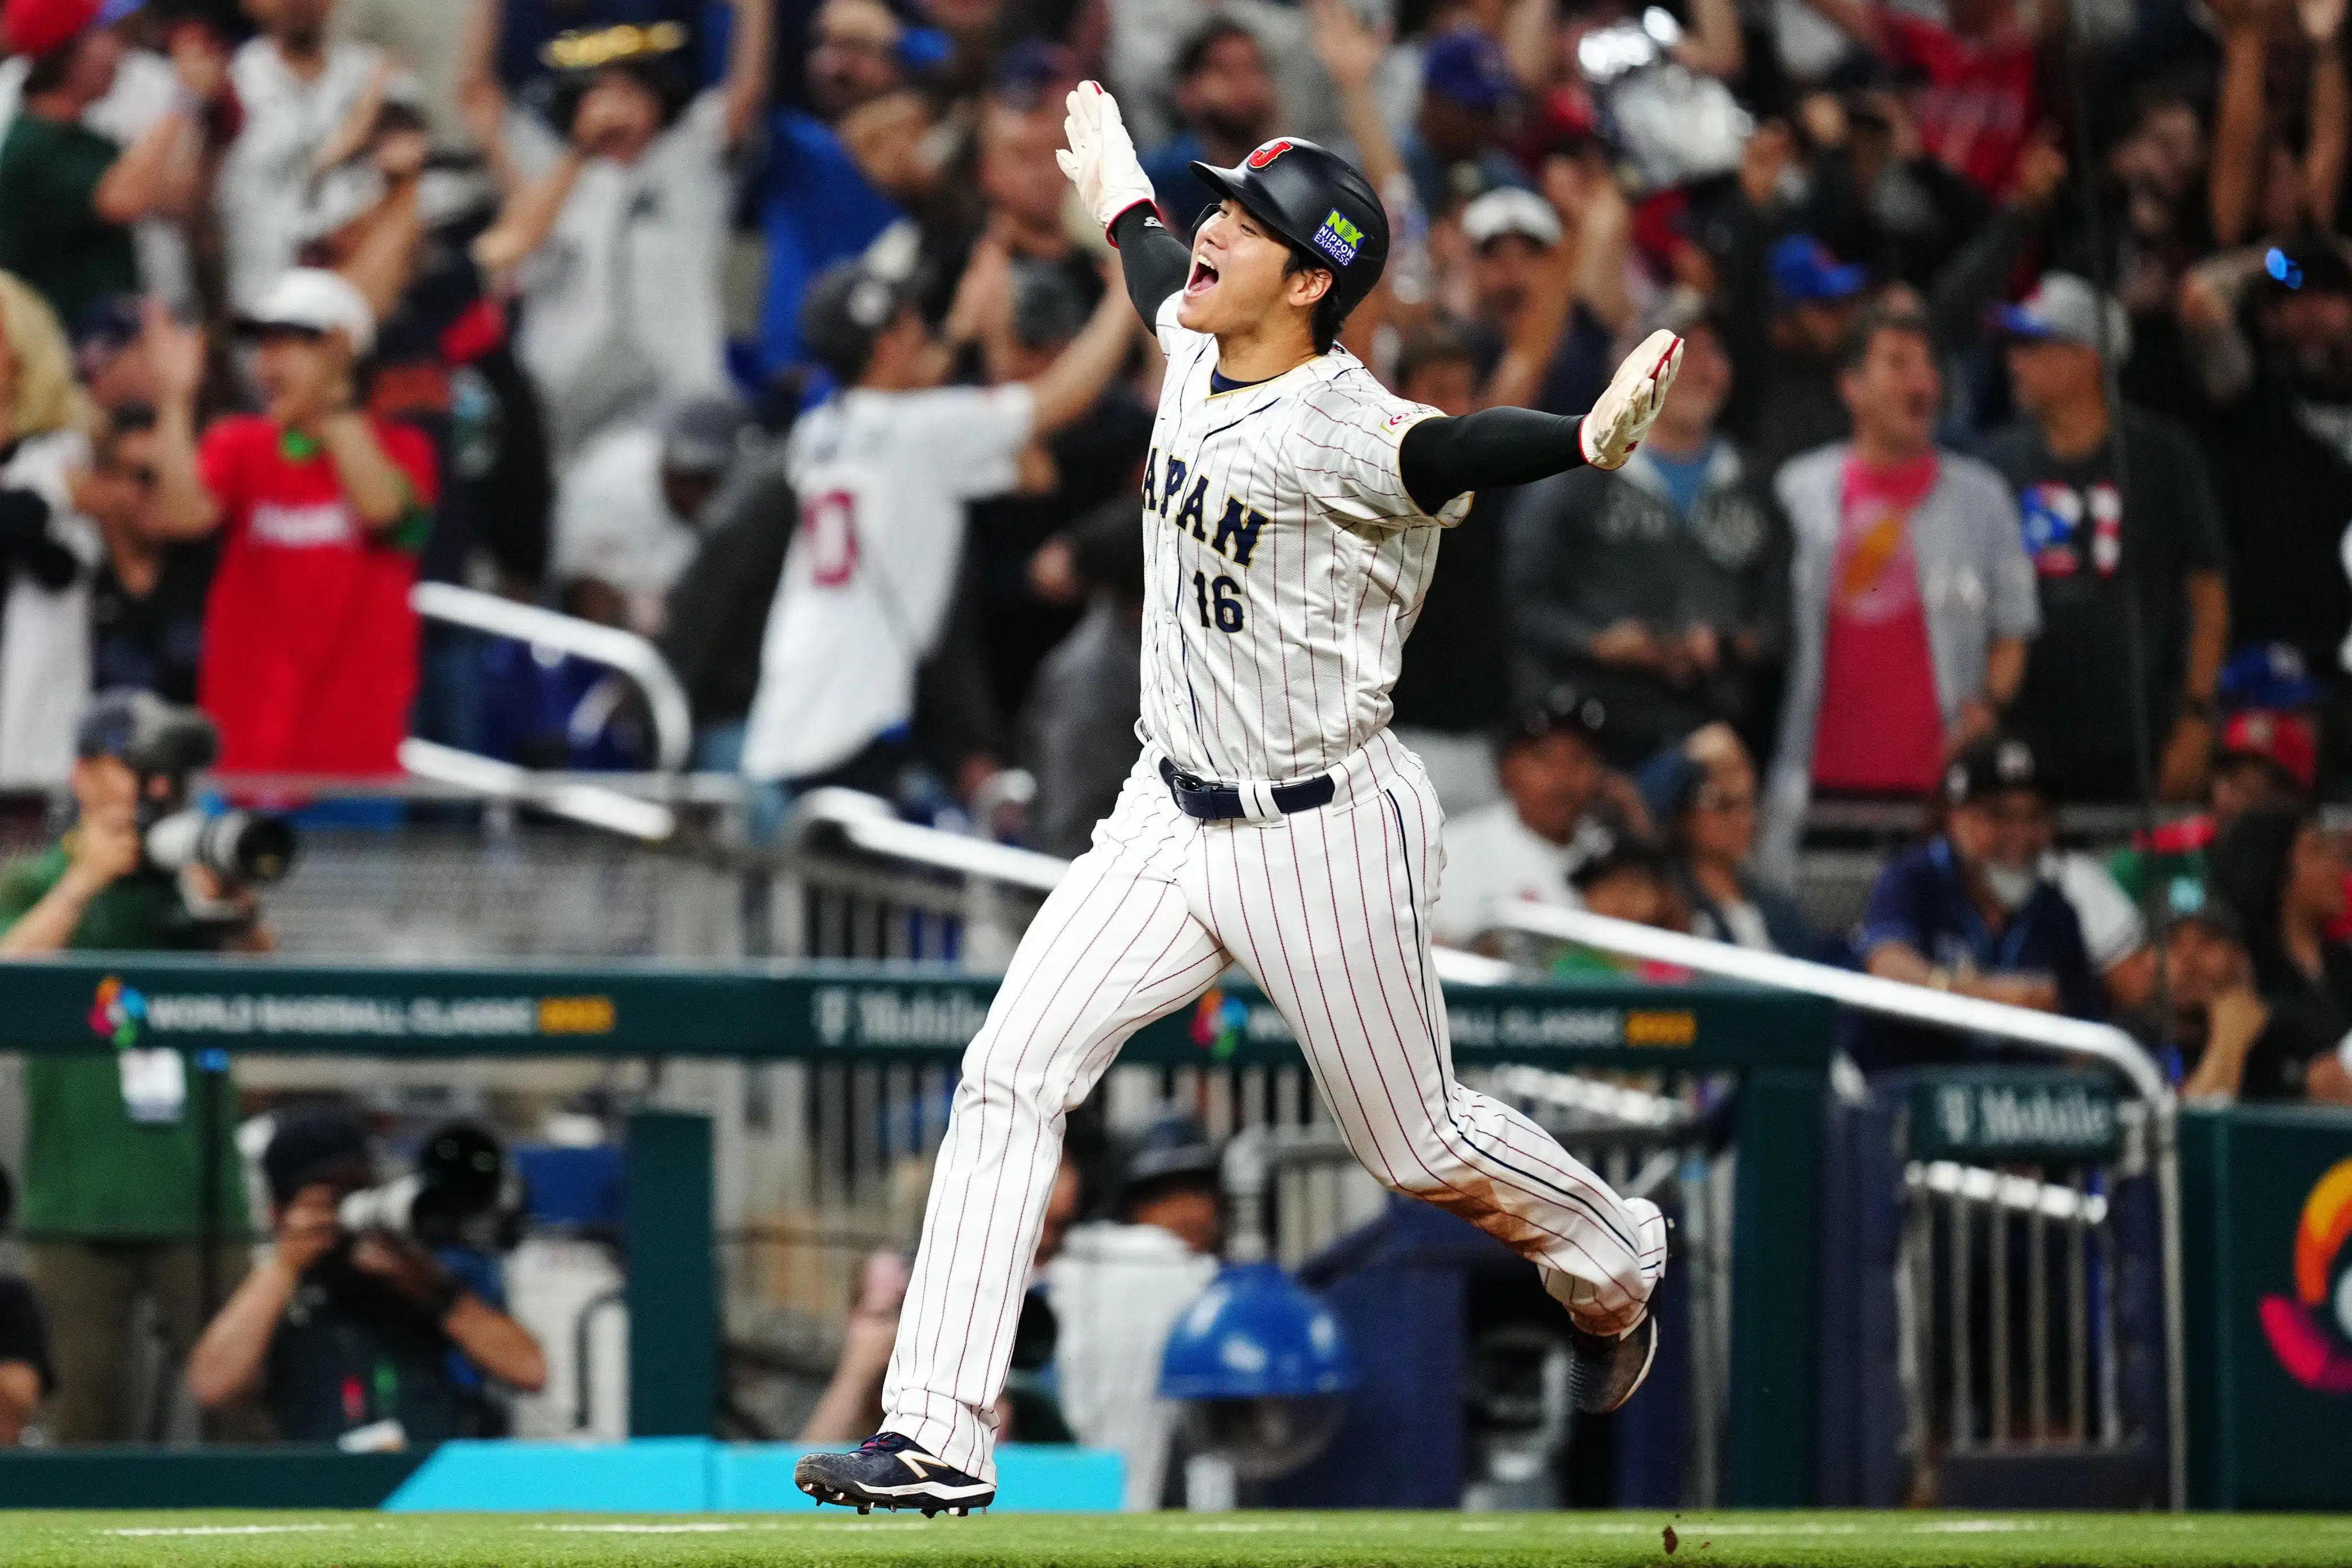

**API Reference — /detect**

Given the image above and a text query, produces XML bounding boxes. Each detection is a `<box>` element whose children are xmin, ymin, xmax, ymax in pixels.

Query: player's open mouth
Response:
<box><xmin>1186</xmin><ymin>255</ymin><xmax>1220</xmax><ymax>296</ymax></box>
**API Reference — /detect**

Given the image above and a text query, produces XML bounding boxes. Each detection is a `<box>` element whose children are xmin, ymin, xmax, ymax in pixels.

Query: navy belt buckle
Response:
<box><xmin>1159</xmin><ymin>758</ymin><xmax>1336</xmax><ymax>821</ymax></box>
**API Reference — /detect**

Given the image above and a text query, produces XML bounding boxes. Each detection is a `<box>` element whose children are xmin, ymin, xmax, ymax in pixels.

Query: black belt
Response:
<box><xmin>1160</xmin><ymin>757</ymin><xmax>1337</xmax><ymax>822</ymax></box>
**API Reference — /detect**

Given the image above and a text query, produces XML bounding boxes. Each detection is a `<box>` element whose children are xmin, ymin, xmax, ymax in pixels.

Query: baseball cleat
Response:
<box><xmin>1566</xmin><ymin>1311</ymin><xmax>1659</xmax><ymax>1414</ymax></box>
<box><xmin>794</xmin><ymin>1432</ymin><xmax>995</xmax><ymax>1515</ymax></box>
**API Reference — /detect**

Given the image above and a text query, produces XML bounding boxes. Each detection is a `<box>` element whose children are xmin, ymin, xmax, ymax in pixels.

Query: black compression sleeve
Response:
<box><xmin>1398</xmin><ymin>406</ymin><xmax>1589</xmax><ymax>516</ymax></box>
<box><xmin>1109</xmin><ymin>203</ymin><xmax>1190</xmax><ymax>327</ymax></box>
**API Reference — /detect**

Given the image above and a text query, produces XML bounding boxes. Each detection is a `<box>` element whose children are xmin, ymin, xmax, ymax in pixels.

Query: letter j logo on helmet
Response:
<box><xmin>1246</xmin><ymin>140</ymin><xmax>1294</xmax><ymax>169</ymax></box>
<box><xmin>2260</xmin><ymin>1157</ymin><xmax>2352</xmax><ymax>1392</ymax></box>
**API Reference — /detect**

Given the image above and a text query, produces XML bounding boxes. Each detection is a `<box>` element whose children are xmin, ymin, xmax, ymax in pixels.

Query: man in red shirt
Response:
<box><xmin>149</xmin><ymin>270</ymin><xmax>437</xmax><ymax>775</ymax></box>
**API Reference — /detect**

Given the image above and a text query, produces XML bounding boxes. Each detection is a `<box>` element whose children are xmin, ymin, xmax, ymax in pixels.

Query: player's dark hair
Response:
<box><xmin>1282</xmin><ymin>246</ymin><xmax>1348</xmax><ymax>355</ymax></box>
<box><xmin>1175</xmin><ymin>17</ymin><xmax>1260</xmax><ymax>82</ymax></box>
<box><xmin>1838</xmin><ymin>301</ymin><xmax>1931</xmax><ymax>374</ymax></box>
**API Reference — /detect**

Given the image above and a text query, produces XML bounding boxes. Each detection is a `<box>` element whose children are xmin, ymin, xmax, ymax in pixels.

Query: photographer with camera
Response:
<box><xmin>0</xmin><ymin>690</ymin><xmax>275</xmax><ymax>1441</ymax></box>
<box><xmin>185</xmin><ymin>1110</ymin><xmax>546</xmax><ymax>1442</ymax></box>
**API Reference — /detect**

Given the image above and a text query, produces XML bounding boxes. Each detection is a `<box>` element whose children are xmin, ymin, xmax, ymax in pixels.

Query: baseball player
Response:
<box><xmin>798</xmin><ymin>83</ymin><xmax>1683</xmax><ymax>1515</ymax></box>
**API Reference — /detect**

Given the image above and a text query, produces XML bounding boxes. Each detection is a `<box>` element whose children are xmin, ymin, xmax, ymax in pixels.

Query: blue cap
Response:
<box><xmin>1159</xmin><ymin>1261</ymin><xmax>1359</xmax><ymax>1400</ymax></box>
<box><xmin>1769</xmin><ymin>235</ymin><xmax>1869</xmax><ymax>305</ymax></box>
<box><xmin>2219</xmin><ymin>642</ymin><xmax>2322</xmax><ymax>712</ymax></box>
<box><xmin>96</xmin><ymin>0</ymin><xmax>142</xmax><ymax>22</ymax></box>
<box><xmin>1422</xmin><ymin>28</ymin><xmax>1515</xmax><ymax>112</ymax></box>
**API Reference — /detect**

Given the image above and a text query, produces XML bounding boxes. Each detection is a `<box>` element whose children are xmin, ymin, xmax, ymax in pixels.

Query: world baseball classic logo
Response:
<box><xmin>2260</xmin><ymin>1156</ymin><xmax>2352</xmax><ymax>1392</ymax></box>
<box><xmin>90</xmin><ymin>976</ymin><xmax>148</xmax><ymax>1047</ymax></box>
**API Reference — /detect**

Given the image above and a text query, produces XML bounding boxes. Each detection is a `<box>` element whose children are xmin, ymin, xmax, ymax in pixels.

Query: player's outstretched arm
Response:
<box><xmin>1058</xmin><ymin>82</ymin><xmax>1189</xmax><ymax>325</ymax></box>
<box><xmin>1399</xmin><ymin>330</ymin><xmax>1683</xmax><ymax>514</ymax></box>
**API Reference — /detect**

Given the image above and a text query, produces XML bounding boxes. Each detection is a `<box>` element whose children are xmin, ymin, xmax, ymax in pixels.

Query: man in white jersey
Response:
<box><xmin>798</xmin><ymin>82</ymin><xmax>1685</xmax><ymax>1515</ymax></box>
<box><xmin>740</xmin><ymin>254</ymin><xmax>1136</xmax><ymax>793</ymax></box>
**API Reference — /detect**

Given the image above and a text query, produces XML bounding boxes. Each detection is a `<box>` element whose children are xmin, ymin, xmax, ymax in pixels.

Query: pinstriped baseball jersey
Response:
<box><xmin>1140</xmin><ymin>295</ymin><xmax>1472</xmax><ymax>784</ymax></box>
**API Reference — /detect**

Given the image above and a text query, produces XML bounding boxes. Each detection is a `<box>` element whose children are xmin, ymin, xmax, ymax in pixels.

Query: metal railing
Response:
<box><xmin>401</xmin><ymin>584</ymin><xmax>694</xmax><ymax>840</ymax></box>
<box><xmin>1495</xmin><ymin>902</ymin><xmax>2186</xmax><ymax>1511</ymax></box>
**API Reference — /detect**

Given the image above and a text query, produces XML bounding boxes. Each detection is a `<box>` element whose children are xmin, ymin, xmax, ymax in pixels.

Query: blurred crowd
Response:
<box><xmin>0</xmin><ymin>0</ymin><xmax>2346</xmax><ymax>1099</ymax></box>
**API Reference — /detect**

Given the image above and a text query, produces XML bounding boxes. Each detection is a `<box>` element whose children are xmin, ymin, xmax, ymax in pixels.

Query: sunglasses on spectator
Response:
<box><xmin>1696</xmin><ymin>788</ymin><xmax>1755</xmax><ymax>813</ymax></box>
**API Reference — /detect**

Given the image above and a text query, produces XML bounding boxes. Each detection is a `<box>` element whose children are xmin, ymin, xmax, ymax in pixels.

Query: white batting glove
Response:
<box><xmin>1579</xmin><ymin>329</ymin><xmax>1685</xmax><ymax>470</ymax></box>
<box><xmin>1056</xmin><ymin>81</ymin><xmax>1156</xmax><ymax>238</ymax></box>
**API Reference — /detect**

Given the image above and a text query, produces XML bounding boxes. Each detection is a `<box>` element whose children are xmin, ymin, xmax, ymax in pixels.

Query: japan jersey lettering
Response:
<box><xmin>1140</xmin><ymin>295</ymin><xmax>1471</xmax><ymax>784</ymax></box>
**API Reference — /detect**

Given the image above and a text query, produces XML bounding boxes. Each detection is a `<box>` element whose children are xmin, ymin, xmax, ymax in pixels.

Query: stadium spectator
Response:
<box><xmin>0</xmin><ymin>0</ymin><xmax>220</xmax><ymax>328</ymax></box>
<box><xmin>1641</xmin><ymin>723</ymin><xmax>1813</xmax><ymax>954</ymax></box>
<box><xmin>1797</xmin><ymin>0</ymin><xmax>2053</xmax><ymax>198</ymax></box>
<box><xmin>1022</xmin><ymin>497</ymin><xmax>1146</xmax><ymax>859</ymax></box>
<box><xmin>2172</xmin><ymin>900</ymin><xmax>2352</xmax><ymax>1105</ymax></box>
<box><xmin>68</xmin><ymin>294</ymin><xmax>158</xmax><ymax>415</ymax></box>
<box><xmin>330</xmin><ymin>0</ymin><xmax>482</xmax><ymax>161</ymax></box>
<box><xmin>1986</xmin><ymin>273</ymin><xmax>2229</xmax><ymax>805</ymax></box>
<box><xmin>479</xmin><ymin>0</ymin><xmax>772</xmax><ymax>460</ymax></box>
<box><xmin>1400</xmin><ymin>28</ymin><xmax>1525</xmax><ymax>218</ymax></box>
<box><xmin>736</xmin><ymin>251</ymin><xmax>1132</xmax><ymax>801</ymax></box>
<box><xmin>1567</xmin><ymin>826</ymin><xmax>1685</xmax><ymax>935</ymax></box>
<box><xmin>185</xmin><ymin>1109</ymin><xmax>546</xmax><ymax>1440</ymax></box>
<box><xmin>1048</xmin><ymin>1115</ymin><xmax>1223</xmax><ymax>1511</ymax></box>
<box><xmin>1727</xmin><ymin>236</ymin><xmax>1870</xmax><ymax>481</ymax></box>
<box><xmin>74</xmin><ymin>404</ymin><xmax>213</xmax><ymax>705</ymax></box>
<box><xmin>1760</xmin><ymin>304</ymin><xmax>2038</xmax><ymax>885</ymax></box>
<box><xmin>146</xmin><ymin>269</ymin><xmax>438</xmax><ymax>776</ymax></box>
<box><xmin>0</xmin><ymin>1165</ymin><xmax>49</xmax><ymax>1446</ymax></box>
<box><xmin>1456</xmin><ymin>154</ymin><xmax>1630</xmax><ymax>419</ymax></box>
<box><xmin>0</xmin><ymin>273</ymin><xmax>104</xmax><ymax>788</ymax></box>
<box><xmin>660</xmin><ymin>438</ymin><xmax>794</xmax><ymax>770</ymax></box>
<box><xmin>2110</xmin><ymin>646</ymin><xmax>2328</xmax><ymax>916</ymax></box>
<box><xmin>214</xmin><ymin>0</ymin><xmax>414</xmax><ymax>316</ymax></box>
<box><xmin>2204</xmin><ymin>0</ymin><xmax>2347</xmax><ymax>253</ymax></box>
<box><xmin>1504</xmin><ymin>304</ymin><xmax>1789</xmax><ymax>768</ymax></box>
<box><xmin>0</xmin><ymin>693</ymin><xmax>258</xmax><ymax>1443</ymax></box>
<box><xmin>1138</xmin><ymin>18</ymin><xmax>1277</xmax><ymax>239</ymax></box>
<box><xmin>1434</xmin><ymin>688</ymin><xmax>1637</xmax><ymax>951</ymax></box>
<box><xmin>1384</xmin><ymin>322</ymin><xmax>1508</xmax><ymax>811</ymax></box>
<box><xmin>964</xmin><ymin>254</ymin><xmax>1151</xmax><ymax>725</ymax></box>
<box><xmin>2178</xmin><ymin>235</ymin><xmax>2352</xmax><ymax>687</ymax></box>
<box><xmin>2207</xmin><ymin>805</ymin><xmax>2352</xmax><ymax>1039</ymax></box>
<box><xmin>749</xmin><ymin>0</ymin><xmax>909</xmax><ymax>385</ymax></box>
<box><xmin>551</xmin><ymin>393</ymin><xmax>745</xmax><ymax>637</ymax></box>
<box><xmin>1850</xmin><ymin>734</ymin><xmax>2102</xmax><ymax>1069</ymax></box>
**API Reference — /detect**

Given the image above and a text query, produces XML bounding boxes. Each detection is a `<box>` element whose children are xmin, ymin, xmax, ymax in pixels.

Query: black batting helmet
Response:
<box><xmin>1190</xmin><ymin>136</ymin><xmax>1390</xmax><ymax>317</ymax></box>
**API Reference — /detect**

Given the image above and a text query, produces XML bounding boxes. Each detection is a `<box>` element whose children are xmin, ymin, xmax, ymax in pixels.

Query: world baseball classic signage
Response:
<box><xmin>1</xmin><ymin>955</ymin><xmax>1831</xmax><ymax>1070</ymax></box>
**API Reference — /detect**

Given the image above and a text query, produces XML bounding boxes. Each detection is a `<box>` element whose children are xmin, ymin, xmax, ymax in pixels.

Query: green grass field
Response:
<box><xmin>1</xmin><ymin>1512</ymin><xmax>2346</xmax><ymax>1568</ymax></box>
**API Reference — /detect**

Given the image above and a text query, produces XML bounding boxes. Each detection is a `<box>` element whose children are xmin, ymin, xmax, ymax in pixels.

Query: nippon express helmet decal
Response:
<box><xmin>1312</xmin><ymin>208</ymin><xmax>1363</xmax><ymax>268</ymax></box>
<box><xmin>90</xmin><ymin>976</ymin><xmax>147</xmax><ymax>1047</ymax></box>
<box><xmin>2260</xmin><ymin>1156</ymin><xmax>2352</xmax><ymax>1393</ymax></box>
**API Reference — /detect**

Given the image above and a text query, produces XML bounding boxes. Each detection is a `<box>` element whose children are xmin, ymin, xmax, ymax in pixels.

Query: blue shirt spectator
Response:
<box><xmin>756</xmin><ymin>108</ymin><xmax>900</xmax><ymax>380</ymax></box>
<box><xmin>1852</xmin><ymin>736</ymin><xmax>2103</xmax><ymax>1068</ymax></box>
<box><xmin>751</xmin><ymin>0</ymin><xmax>914</xmax><ymax>382</ymax></box>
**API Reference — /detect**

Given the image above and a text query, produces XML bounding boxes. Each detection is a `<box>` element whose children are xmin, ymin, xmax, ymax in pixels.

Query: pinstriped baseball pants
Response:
<box><xmin>881</xmin><ymin>731</ymin><xmax>1666</xmax><ymax>1482</ymax></box>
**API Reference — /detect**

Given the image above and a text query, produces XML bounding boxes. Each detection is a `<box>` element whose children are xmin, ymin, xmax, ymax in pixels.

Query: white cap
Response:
<box><xmin>239</xmin><ymin>268</ymin><xmax>376</xmax><ymax>357</ymax></box>
<box><xmin>1461</xmin><ymin>186</ymin><xmax>1562</xmax><ymax>250</ymax></box>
